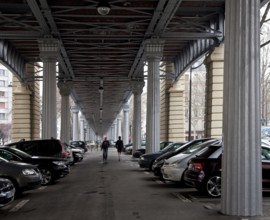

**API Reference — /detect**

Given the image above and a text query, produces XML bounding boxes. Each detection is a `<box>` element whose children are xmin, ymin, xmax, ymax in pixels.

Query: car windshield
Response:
<box><xmin>182</xmin><ymin>140</ymin><xmax>218</xmax><ymax>154</ymax></box>
<box><xmin>262</xmin><ymin>127</ymin><xmax>270</xmax><ymax>137</ymax></box>
<box><xmin>161</xmin><ymin>143</ymin><xmax>182</xmax><ymax>153</ymax></box>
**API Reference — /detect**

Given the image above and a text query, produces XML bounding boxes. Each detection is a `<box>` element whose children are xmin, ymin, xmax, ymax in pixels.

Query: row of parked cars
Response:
<box><xmin>138</xmin><ymin>138</ymin><xmax>270</xmax><ymax>198</ymax></box>
<box><xmin>0</xmin><ymin>139</ymin><xmax>88</xmax><ymax>208</ymax></box>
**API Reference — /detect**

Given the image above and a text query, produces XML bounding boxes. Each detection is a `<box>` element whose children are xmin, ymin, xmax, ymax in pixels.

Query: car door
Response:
<box><xmin>261</xmin><ymin>146</ymin><xmax>270</xmax><ymax>188</ymax></box>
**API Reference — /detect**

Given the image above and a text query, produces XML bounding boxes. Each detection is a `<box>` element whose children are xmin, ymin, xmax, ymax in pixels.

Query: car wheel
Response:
<box><xmin>40</xmin><ymin>167</ymin><xmax>54</xmax><ymax>185</ymax></box>
<box><xmin>204</xmin><ymin>174</ymin><xmax>221</xmax><ymax>197</ymax></box>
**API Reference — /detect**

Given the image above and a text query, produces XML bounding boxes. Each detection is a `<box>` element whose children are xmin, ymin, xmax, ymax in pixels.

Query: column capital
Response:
<box><xmin>130</xmin><ymin>80</ymin><xmax>145</xmax><ymax>95</ymax></box>
<box><xmin>123</xmin><ymin>103</ymin><xmax>129</xmax><ymax>112</ymax></box>
<box><xmin>71</xmin><ymin>105</ymin><xmax>80</xmax><ymax>113</ymax></box>
<box><xmin>58</xmin><ymin>81</ymin><xmax>73</xmax><ymax>96</ymax></box>
<box><xmin>38</xmin><ymin>36</ymin><xmax>59</xmax><ymax>61</ymax></box>
<box><xmin>144</xmin><ymin>38</ymin><xmax>165</xmax><ymax>60</ymax></box>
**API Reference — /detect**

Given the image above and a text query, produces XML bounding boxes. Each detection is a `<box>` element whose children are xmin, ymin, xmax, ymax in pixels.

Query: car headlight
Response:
<box><xmin>171</xmin><ymin>160</ymin><xmax>181</xmax><ymax>167</ymax></box>
<box><xmin>52</xmin><ymin>161</ymin><xmax>66</xmax><ymax>166</ymax></box>
<box><xmin>22</xmin><ymin>169</ymin><xmax>37</xmax><ymax>175</ymax></box>
<box><xmin>140</xmin><ymin>156</ymin><xmax>144</xmax><ymax>160</ymax></box>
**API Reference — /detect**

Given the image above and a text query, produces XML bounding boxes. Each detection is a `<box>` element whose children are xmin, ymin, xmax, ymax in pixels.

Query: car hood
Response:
<box><xmin>156</xmin><ymin>151</ymin><xmax>175</xmax><ymax>161</ymax></box>
<box><xmin>142</xmin><ymin>152</ymin><xmax>163</xmax><ymax>158</ymax></box>
<box><xmin>165</xmin><ymin>153</ymin><xmax>190</xmax><ymax>164</ymax></box>
<box><xmin>31</xmin><ymin>156</ymin><xmax>66</xmax><ymax>161</ymax></box>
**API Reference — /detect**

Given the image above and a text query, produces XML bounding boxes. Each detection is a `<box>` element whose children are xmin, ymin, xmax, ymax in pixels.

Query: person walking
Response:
<box><xmin>115</xmin><ymin>136</ymin><xmax>124</xmax><ymax>161</ymax></box>
<box><xmin>101</xmin><ymin>137</ymin><xmax>110</xmax><ymax>162</ymax></box>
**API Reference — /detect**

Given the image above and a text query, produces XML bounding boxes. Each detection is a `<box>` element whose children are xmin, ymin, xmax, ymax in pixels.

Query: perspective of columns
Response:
<box><xmin>221</xmin><ymin>0</ymin><xmax>262</xmax><ymax>216</ymax></box>
<box><xmin>145</xmin><ymin>39</ymin><xmax>164</xmax><ymax>153</ymax></box>
<box><xmin>58</xmin><ymin>81</ymin><xmax>73</xmax><ymax>144</ymax></box>
<box><xmin>122</xmin><ymin>103</ymin><xmax>130</xmax><ymax>145</ymax></box>
<box><xmin>71</xmin><ymin>106</ymin><xmax>80</xmax><ymax>141</ymax></box>
<box><xmin>130</xmin><ymin>80</ymin><xmax>145</xmax><ymax>152</ymax></box>
<box><xmin>38</xmin><ymin>37</ymin><xmax>59</xmax><ymax>139</ymax></box>
<box><xmin>80</xmin><ymin>116</ymin><xmax>85</xmax><ymax>141</ymax></box>
<box><xmin>117</xmin><ymin>115</ymin><xmax>122</xmax><ymax>138</ymax></box>
<box><xmin>113</xmin><ymin>121</ymin><xmax>117</xmax><ymax>141</ymax></box>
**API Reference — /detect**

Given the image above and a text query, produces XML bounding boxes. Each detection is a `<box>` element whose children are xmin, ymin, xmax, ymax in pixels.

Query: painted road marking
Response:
<box><xmin>9</xmin><ymin>200</ymin><xmax>29</xmax><ymax>212</ymax></box>
<box><xmin>172</xmin><ymin>193</ymin><xmax>192</xmax><ymax>203</ymax></box>
<box><xmin>38</xmin><ymin>186</ymin><xmax>47</xmax><ymax>190</ymax></box>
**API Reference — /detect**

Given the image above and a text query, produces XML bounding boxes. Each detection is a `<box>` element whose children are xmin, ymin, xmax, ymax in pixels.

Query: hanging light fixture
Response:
<box><xmin>97</xmin><ymin>0</ymin><xmax>111</xmax><ymax>16</ymax></box>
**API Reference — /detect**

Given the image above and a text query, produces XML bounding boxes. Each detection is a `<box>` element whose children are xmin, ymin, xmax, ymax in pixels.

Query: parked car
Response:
<box><xmin>0</xmin><ymin>147</ymin><xmax>69</xmax><ymax>185</ymax></box>
<box><xmin>123</xmin><ymin>140</ymin><xmax>146</xmax><ymax>153</ymax></box>
<box><xmin>62</xmin><ymin>143</ymin><xmax>74</xmax><ymax>165</ymax></box>
<box><xmin>0</xmin><ymin>156</ymin><xmax>41</xmax><ymax>194</ymax></box>
<box><xmin>70</xmin><ymin>141</ymin><xmax>88</xmax><ymax>152</ymax></box>
<box><xmin>184</xmin><ymin>143</ymin><xmax>270</xmax><ymax>197</ymax></box>
<box><xmin>133</xmin><ymin>141</ymin><xmax>173</xmax><ymax>158</ymax></box>
<box><xmin>0</xmin><ymin>178</ymin><xmax>15</xmax><ymax>207</ymax></box>
<box><xmin>161</xmin><ymin>139</ymin><xmax>221</xmax><ymax>184</ymax></box>
<box><xmin>65</xmin><ymin>143</ymin><xmax>84</xmax><ymax>164</ymax></box>
<box><xmin>152</xmin><ymin>138</ymin><xmax>214</xmax><ymax>177</ymax></box>
<box><xmin>138</xmin><ymin>142</ymin><xmax>186</xmax><ymax>170</ymax></box>
<box><xmin>6</xmin><ymin>139</ymin><xmax>67</xmax><ymax>159</ymax></box>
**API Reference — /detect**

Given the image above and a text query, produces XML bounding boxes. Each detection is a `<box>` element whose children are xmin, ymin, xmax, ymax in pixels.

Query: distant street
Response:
<box><xmin>0</xmin><ymin>147</ymin><xmax>267</xmax><ymax>220</ymax></box>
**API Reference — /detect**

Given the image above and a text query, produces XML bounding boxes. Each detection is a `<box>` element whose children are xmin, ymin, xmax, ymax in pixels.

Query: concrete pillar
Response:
<box><xmin>160</xmin><ymin>67</ymin><xmax>171</xmax><ymax>142</ymax></box>
<box><xmin>38</xmin><ymin>37</ymin><xmax>59</xmax><ymax>139</ymax></box>
<box><xmin>58</xmin><ymin>81</ymin><xmax>73</xmax><ymax>144</ymax></box>
<box><xmin>71</xmin><ymin>106</ymin><xmax>80</xmax><ymax>141</ymax></box>
<box><xmin>11</xmin><ymin>81</ymin><xmax>32</xmax><ymax>141</ymax></box>
<box><xmin>145</xmin><ymin>39</ymin><xmax>164</xmax><ymax>153</ymax></box>
<box><xmin>85</xmin><ymin>125</ymin><xmax>90</xmax><ymax>141</ymax></box>
<box><xmin>117</xmin><ymin>115</ymin><xmax>122</xmax><ymax>138</ymax></box>
<box><xmin>168</xmin><ymin>76</ymin><xmax>185</xmax><ymax>142</ymax></box>
<box><xmin>204</xmin><ymin>46</ymin><xmax>224</xmax><ymax>139</ymax></box>
<box><xmin>80</xmin><ymin>116</ymin><xmax>85</xmax><ymax>141</ymax></box>
<box><xmin>130</xmin><ymin>80</ymin><xmax>145</xmax><ymax>152</ymax></box>
<box><xmin>221</xmin><ymin>1</ymin><xmax>262</xmax><ymax>216</ymax></box>
<box><xmin>122</xmin><ymin>103</ymin><xmax>129</xmax><ymax>145</ymax></box>
<box><xmin>11</xmin><ymin>64</ymin><xmax>41</xmax><ymax>141</ymax></box>
<box><xmin>113</xmin><ymin>121</ymin><xmax>117</xmax><ymax>141</ymax></box>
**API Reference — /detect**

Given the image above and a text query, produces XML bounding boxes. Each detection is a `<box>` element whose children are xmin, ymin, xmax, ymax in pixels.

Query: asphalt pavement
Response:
<box><xmin>1</xmin><ymin>147</ymin><xmax>270</xmax><ymax>220</ymax></box>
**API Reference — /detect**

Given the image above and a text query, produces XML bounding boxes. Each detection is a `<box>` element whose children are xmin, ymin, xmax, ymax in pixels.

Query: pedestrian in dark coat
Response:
<box><xmin>101</xmin><ymin>137</ymin><xmax>110</xmax><ymax>162</ymax></box>
<box><xmin>115</xmin><ymin>136</ymin><xmax>124</xmax><ymax>161</ymax></box>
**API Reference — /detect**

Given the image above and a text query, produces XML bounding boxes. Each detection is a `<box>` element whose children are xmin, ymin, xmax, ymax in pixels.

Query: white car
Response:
<box><xmin>161</xmin><ymin>139</ymin><xmax>220</xmax><ymax>183</ymax></box>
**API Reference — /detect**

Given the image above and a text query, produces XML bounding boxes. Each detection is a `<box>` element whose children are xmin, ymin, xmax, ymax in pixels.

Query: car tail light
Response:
<box><xmin>191</xmin><ymin>162</ymin><xmax>204</xmax><ymax>171</ymax></box>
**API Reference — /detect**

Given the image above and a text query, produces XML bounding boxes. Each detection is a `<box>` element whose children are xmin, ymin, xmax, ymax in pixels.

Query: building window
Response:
<box><xmin>0</xmin><ymin>113</ymin><xmax>6</xmax><ymax>120</ymax></box>
<box><xmin>0</xmin><ymin>69</ymin><xmax>5</xmax><ymax>76</ymax></box>
<box><xmin>0</xmin><ymin>80</ymin><xmax>5</xmax><ymax>87</ymax></box>
<box><xmin>0</xmin><ymin>102</ymin><xmax>5</xmax><ymax>109</ymax></box>
<box><xmin>0</xmin><ymin>91</ymin><xmax>5</xmax><ymax>97</ymax></box>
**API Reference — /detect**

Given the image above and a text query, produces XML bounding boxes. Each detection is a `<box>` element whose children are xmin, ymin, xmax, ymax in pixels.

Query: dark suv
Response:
<box><xmin>6</xmin><ymin>139</ymin><xmax>67</xmax><ymax>158</ymax></box>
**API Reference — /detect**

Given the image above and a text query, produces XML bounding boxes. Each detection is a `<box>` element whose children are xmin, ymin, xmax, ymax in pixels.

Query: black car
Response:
<box><xmin>132</xmin><ymin>141</ymin><xmax>173</xmax><ymax>158</ymax></box>
<box><xmin>138</xmin><ymin>142</ymin><xmax>186</xmax><ymax>170</ymax></box>
<box><xmin>0</xmin><ymin>147</ymin><xmax>69</xmax><ymax>185</ymax></box>
<box><xmin>0</xmin><ymin>178</ymin><xmax>15</xmax><ymax>207</ymax></box>
<box><xmin>184</xmin><ymin>143</ymin><xmax>270</xmax><ymax>197</ymax></box>
<box><xmin>152</xmin><ymin>138</ymin><xmax>214</xmax><ymax>177</ymax></box>
<box><xmin>6</xmin><ymin>139</ymin><xmax>67</xmax><ymax>159</ymax></box>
